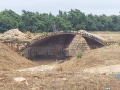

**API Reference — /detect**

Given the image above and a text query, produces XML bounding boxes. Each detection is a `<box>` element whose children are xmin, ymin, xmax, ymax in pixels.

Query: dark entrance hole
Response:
<box><xmin>23</xmin><ymin>34</ymin><xmax>75</xmax><ymax>62</ymax></box>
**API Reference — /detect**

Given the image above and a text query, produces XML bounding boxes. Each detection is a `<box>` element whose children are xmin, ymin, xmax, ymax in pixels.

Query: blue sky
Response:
<box><xmin>0</xmin><ymin>0</ymin><xmax>120</xmax><ymax>15</ymax></box>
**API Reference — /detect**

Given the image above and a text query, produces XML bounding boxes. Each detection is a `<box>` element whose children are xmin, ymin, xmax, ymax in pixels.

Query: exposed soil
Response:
<box><xmin>0</xmin><ymin>32</ymin><xmax>120</xmax><ymax>90</ymax></box>
<box><xmin>83</xmin><ymin>64</ymin><xmax>120</xmax><ymax>74</ymax></box>
<box><xmin>0</xmin><ymin>41</ymin><xmax>36</xmax><ymax>71</ymax></box>
<box><xmin>57</xmin><ymin>45</ymin><xmax>120</xmax><ymax>71</ymax></box>
<box><xmin>93</xmin><ymin>31</ymin><xmax>120</xmax><ymax>41</ymax></box>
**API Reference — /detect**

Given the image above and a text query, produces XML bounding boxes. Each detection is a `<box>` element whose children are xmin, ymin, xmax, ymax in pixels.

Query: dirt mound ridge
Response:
<box><xmin>58</xmin><ymin>45</ymin><xmax>120</xmax><ymax>71</ymax></box>
<box><xmin>1</xmin><ymin>29</ymin><xmax>25</xmax><ymax>40</ymax></box>
<box><xmin>0</xmin><ymin>41</ymin><xmax>35</xmax><ymax>71</ymax></box>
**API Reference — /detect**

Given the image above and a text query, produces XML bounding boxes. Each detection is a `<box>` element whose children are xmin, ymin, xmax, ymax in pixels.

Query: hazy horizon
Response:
<box><xmin>0</xmin><ymin>0</ymin><xmax>120</xmax><ymax>16</ymax></box>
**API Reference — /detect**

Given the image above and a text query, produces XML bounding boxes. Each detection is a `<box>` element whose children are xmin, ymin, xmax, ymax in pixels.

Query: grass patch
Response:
<box><xmin>76</xmin><ymin>52</ymin><xmax>82</xmax><ymax>58</ymax></box>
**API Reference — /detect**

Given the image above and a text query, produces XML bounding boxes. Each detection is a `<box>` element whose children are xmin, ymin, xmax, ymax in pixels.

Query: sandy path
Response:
<box><xmin>83</xmin><ymin>64</ymin><xmax>120</xmax><ymax>74</ymax></box>
<box><xmin>16</xmin><ymin>64</ymin><xmax>57</xmax><ymax>72</ymax></box>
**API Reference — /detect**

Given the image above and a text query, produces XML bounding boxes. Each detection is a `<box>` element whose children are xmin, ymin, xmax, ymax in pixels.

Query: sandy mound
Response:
<box><xmin>57</xmin><ymin>45</ymin><xmax>120</xmax><ymax>71</ymax></box>
<box><xmin>0</xmin><ymin>41</ymin><xmax>35</xmax><ymax>71</ymax></box>
<box><xmin>0</xmin><ymin>29</ymin><xmax>25</xmax><ymax>40</ymax></box>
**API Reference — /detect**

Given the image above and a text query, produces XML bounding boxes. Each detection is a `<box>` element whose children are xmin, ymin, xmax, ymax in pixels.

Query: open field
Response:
<box><xmin>0</xmin><ymin>31</ymin><xmax>120</xmax><ymax>89</ymax></box>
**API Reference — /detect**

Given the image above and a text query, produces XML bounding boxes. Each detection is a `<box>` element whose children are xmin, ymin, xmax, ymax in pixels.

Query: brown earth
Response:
<box><xmin>93</xmin><ymin>31</ymin><xmax>120</xmax><ymax>41</ymax></box>
<box><xmin>5</xmin><ymin>44</ymin><xmax>119</xmax><ymax>90</ymax></box>
<box><xmin>57</xmin><ymin>45</ymin><xmax>120</xmax><ymax>71</ymax></box>
<box><xmin>0</xmin><ymin>32</ymin><xmax>120</xmax><ymax>90</ymax></box>
<box><xmin>0</xmin><ymin>41</ymin><xmax>36</xmax><ymax>71</ymax></box>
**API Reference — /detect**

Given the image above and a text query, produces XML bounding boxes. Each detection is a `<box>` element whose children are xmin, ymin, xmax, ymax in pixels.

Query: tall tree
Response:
<box><xmin>0</xmin><ymin>9</ymin><xmax>22</xmax><ymax>32</ymax></box>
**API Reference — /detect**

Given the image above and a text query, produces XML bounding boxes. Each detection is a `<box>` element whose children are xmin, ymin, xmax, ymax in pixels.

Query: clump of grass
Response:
<box><xmin>76</xmin><ymin>52</ymin><xmax>82</xmax><ymax>58</ymax></box>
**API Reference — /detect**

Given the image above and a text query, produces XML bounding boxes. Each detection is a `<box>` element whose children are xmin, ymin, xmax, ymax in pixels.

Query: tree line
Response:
<box><xmin>0</xmin><ymin>9</ymin><xmax>120</xmax><ymax>33</ymax></box>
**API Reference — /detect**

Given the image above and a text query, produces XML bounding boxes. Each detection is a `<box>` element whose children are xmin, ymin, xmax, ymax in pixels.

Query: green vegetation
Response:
<box><xmin>0</xmin><ymin>9</ymin><xmax>120</xmax><ymax>33</ymax></box>
<box><xmin>76</xmin><ymin>52</ymin><xmax>82</xmax><ymax>58</ymax></box>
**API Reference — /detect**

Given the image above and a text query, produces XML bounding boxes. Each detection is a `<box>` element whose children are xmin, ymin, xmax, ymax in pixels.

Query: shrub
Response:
<box><xmin>76</xmin><ymin>52</ymin><xmax>82</xmax><ymax>58</ymax></box>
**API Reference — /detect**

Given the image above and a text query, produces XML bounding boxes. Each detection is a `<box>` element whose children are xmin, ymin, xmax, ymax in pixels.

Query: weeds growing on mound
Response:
<box><xmin>76</xmin><ymin>52</ymin><xmax>82</xmax><ymax>58</ymax></box>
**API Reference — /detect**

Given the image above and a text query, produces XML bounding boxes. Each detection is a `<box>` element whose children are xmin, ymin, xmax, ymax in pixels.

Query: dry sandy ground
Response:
<box><xmin>2</xmin><ymin>44</ymin><xmax>119</xmax><ymax>90</ymax></box>
<box><xmin>0</xmin><ymin>41</ymin><xmax>36</xmax><ymax>71</ymax></box>
<box><xmin>94</xmin><ymin>32</ymin><xmax>120</xmax><ymax>41</ymax></box>
<box><xmin>16</xmin><ymin>64</ymin><xmax>57</xmax><ymax>72</ymax></box>
<box><xmin>15</xmin><ymin>61</ymin><xmax>120</xmax><ymax>75</ymax></box>
<box><xmin>83</xmin><ymin>64</ymin><xmax>120</xmax><ymax>74</ymax></box>
<box><xmin>1</xmin><ymin>62</ymin><xmax>120</xmax><ymax>90</ymax></box>
<box><xmin>1</xmin><ymin>32</ymin><xmax>120</xmax><ymax>89</ymax></box>
<box><xmin>57</xmin><ymin>45</ymin><xmax>120</xmax><ymax>71</ymax></box>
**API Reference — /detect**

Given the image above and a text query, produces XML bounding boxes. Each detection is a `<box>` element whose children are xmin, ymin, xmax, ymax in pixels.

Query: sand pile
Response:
<box><xmin>0</xmin><ymin>41</ymin><xmax>35</xmax><ymax>71</ymax></box>
<box><xmin>0</xmin><ymin>29</ymin><xmax>25</xmax><ymax>40</ymax></box>
<box><xmin>58</xmin><ymin>45</ymin><xmax>120</xmax><ymax>71</ymax></box>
